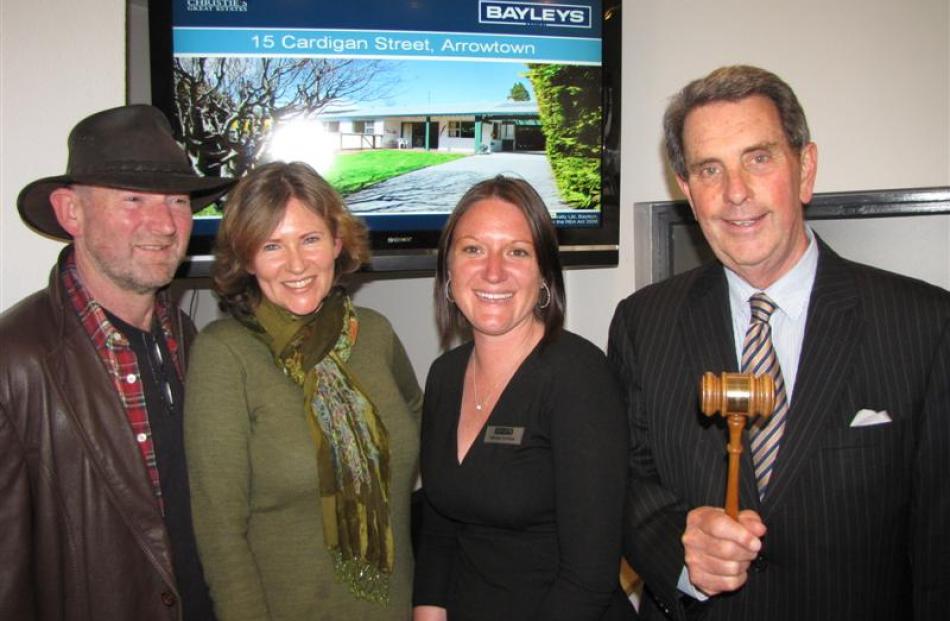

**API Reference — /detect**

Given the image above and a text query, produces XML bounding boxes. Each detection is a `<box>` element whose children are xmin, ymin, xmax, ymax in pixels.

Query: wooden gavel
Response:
<box><xmin>699</xmin><ymin>372</ymin><xmax>775</xmax><ymax>519</ymax></box>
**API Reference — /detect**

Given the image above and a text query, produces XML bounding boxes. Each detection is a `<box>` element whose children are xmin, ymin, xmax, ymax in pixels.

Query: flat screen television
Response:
<box><xmin>147</xmin><ymin>0</ymin><xmax>621</xmax><ymax>275</ymax></box>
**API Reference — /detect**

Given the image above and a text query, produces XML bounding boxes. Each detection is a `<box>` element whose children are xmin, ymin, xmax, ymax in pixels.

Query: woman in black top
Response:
<box><xmin>413</xmin><ymin>176</ymin><xmax>635</xmax><ymax>620</ymax></box>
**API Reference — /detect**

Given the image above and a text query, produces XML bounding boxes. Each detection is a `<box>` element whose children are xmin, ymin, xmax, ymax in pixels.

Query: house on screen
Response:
<box><xmin>315</xmin><ymin>100</ymin><xmax>545</xmax><ymax>153</ymax></box>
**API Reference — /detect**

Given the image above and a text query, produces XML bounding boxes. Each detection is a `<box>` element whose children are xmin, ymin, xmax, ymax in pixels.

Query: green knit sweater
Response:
<box><xmin>184</xmin><ymin>307</ymin><xmax>422</xmax><ymax>621</ymax></box>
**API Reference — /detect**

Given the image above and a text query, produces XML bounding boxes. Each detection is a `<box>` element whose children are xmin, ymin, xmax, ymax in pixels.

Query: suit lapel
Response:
<box><xmin>678</xmin><ymin>265</ymin><xmax>761</xmax><ymax>510</ymax></box>
<box><xmin>760</xmin><ymin>241</ymin><xmax>861</xmax><ymax>514</ymax></box>
<box><xmin>680</xmin><ymin>264</ymin><xmax>736</xmax><ymax>376</ymax></box>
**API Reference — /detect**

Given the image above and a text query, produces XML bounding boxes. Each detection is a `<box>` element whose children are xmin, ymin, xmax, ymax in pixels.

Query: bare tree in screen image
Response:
<box><xmin>173</xmin><ymin>57</ymin><xmax>397</xmax><ymax>178</ymax></box>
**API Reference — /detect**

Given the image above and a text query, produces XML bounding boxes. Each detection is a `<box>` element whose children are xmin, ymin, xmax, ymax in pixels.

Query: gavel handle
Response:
<box><xmin>725</xmin><ymin>414</ymin><xmax>745</xmax><ymax>520</ymax></box>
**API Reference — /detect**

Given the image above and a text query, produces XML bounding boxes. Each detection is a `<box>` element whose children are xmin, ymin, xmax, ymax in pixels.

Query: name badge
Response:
<box><xmin>484</xmin><ymin>425</ymin><xmax>525</xmax><ymax>445</ymax></box>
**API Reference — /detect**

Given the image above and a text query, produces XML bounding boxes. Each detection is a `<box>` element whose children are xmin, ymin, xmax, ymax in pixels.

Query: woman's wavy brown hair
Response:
<box><xmin>212</xmin><ymin>161</ymin><xmax>369</xmax><ymax>320</ymax></box>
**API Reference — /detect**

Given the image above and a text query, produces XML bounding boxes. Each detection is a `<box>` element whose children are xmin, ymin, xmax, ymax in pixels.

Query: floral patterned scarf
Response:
<box><xmin>248</xmin><ymin>288</ymin><xmax>393</xmax><ymax>603</ymax></box>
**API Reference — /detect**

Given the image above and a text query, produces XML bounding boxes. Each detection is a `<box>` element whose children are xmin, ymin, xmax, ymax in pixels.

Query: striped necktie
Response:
<box><xmin>741</xmin><ymin>292</ymin><xmax>789</xmax><ymax>498</ymax></box>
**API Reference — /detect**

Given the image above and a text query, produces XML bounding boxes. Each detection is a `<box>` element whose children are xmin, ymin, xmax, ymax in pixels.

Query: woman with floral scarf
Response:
<box><xmin>185</xmin><ymin>162</ymin><xmax>422</xmax><ymax>620</ymax></box>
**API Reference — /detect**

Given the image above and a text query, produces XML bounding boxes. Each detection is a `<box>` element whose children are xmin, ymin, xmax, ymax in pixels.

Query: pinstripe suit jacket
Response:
<box><xmin>607</xmin><ymin>239</ymin><xmax>950</xmax><ymax>621</ymax></box>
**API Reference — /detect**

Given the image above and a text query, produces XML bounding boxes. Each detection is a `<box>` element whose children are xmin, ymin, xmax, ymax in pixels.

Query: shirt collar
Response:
<box><xmin>60</xmin><ymin>246</ymin><xmax>180</xmax><ymax>356</ymax></box>
<box><xmin>725</xmin><ymin>226</ymin><xmax>819</xmax><ymax>320</ymax></box>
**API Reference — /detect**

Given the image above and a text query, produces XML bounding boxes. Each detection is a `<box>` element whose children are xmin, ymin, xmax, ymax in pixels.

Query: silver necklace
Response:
<box><xmin>470</xmin><ymin>351</ymin><xmax>522</xmax><ymax>412</ymax></box>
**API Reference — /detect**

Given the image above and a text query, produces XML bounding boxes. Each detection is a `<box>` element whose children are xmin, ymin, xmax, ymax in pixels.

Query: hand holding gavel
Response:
<box><xmin>699</xmin><ymin>372</ymin><xmax>775</xmax><ymax>519</ymax></box>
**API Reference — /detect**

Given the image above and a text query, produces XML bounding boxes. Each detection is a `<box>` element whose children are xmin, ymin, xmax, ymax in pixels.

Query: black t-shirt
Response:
<box><xmin>106</xmin><ymin>310</ymin><xmax>216</xmax><ymax>621</ymax></box>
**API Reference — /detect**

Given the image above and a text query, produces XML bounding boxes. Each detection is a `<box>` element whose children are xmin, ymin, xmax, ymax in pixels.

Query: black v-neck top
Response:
<box><xmin>413</xmin><ymin>330</ymin><xmax>635</xmax><ymax>620</ymax></box>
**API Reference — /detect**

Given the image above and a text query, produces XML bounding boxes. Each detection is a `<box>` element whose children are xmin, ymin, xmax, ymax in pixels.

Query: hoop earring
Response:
<box><xmin>444</xmin><ymin>277</ymin><xmax>455</xmax><ymax>304</ymax></box>
<box><xmin>537</xmin><ymin>281</ymin><xmax>551</xmax><ymax>310</ymax></box>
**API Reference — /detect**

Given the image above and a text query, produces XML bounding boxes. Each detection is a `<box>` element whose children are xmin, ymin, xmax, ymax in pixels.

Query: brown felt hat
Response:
<box><xmin>17</xmin><ymin>104</ymin><xmax>235</xmax><ymax>241</ymax></box>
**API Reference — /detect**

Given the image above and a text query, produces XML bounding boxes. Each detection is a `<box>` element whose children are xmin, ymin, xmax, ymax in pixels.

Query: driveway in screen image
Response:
<box><xmin>344</xmin><ymin>151</ymin><xmax>567</xmax><ymax>214</ymax></box>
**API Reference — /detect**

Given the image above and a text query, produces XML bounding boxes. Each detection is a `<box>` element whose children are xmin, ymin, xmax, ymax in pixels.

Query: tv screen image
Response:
<box><xmin>149</xmin><ymin>0</ymin><xmax>620</xmax><ymax>272</ymax></box>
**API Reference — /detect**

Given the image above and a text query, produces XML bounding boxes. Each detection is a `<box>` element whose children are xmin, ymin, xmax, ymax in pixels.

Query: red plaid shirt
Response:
<box><xmin>62</xmin><ymin>250</ymin><xmax>184</xmax><ymax>514</ymax></box>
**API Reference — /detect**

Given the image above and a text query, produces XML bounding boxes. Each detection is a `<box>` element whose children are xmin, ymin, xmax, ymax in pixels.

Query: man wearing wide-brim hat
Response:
<box><xmin>0</xmin><ymin>105</ymin><xmax>234</xmax><ymax>621</ymax></box>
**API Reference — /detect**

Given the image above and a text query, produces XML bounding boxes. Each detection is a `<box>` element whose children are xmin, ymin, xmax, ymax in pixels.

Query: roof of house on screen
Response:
<box><xmin>314</xmin><ymin>100</ymin><xmax>538</xmax><ymax>120</ymax></box>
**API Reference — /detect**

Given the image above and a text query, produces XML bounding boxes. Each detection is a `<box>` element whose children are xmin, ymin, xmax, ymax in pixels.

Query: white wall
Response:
<box><xmin>2</xmin><ymin>0</ymin><xmax>948</xmax><ymax>384</ymax></box>
<box><xmin>1</xmin><ymin>0</ymin><xmax>126</xmax><ymax>311</ymax></box>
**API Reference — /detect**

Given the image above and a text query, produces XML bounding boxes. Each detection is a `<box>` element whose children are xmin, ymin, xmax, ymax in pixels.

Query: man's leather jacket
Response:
<box><xmin>0</xmin><ymin>254</ymin><xmax>195</xmax><ymax>620</ymax></box>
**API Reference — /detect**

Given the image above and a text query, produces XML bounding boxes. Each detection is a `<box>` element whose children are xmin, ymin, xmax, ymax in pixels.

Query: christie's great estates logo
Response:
<box><xmin>479</xmin><ymin>1</ymin><xmax>592</xmax><ymax>29</ymax></box>
<box><xmin>186</xmin><ymin>0</ymin><xmax>248</xmax><ymax>12</ymax></box>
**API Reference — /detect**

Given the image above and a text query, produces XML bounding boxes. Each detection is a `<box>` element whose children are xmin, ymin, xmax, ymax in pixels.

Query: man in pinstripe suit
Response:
<box><xmin>608</xmin><ymin>65</ymin><xmax>950</xmax><ymax>620</ymax></box>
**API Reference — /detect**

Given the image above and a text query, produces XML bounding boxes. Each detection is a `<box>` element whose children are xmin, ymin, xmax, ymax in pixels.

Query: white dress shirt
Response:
<box><xmin>724</xmin><ymin>227</ymin><xmax>819</xmax><ymax>401</ymax></box>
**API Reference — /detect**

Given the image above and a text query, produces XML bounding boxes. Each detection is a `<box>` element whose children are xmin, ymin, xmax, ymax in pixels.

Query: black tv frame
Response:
<box><xmin>646</xmin><ymin>186</ymin><xmax>950</xmax><ymax>283</ymax></box>
<box><xmin>146</xmin><ymin>0</ymin><xmax>622</xmax><ymax>277</ymax></box>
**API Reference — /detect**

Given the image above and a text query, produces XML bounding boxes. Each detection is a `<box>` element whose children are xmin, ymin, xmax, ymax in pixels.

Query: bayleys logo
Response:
<box><xmin>479</xmin><ymin>1</ymin><xmax>592</xmax><ymax>29</ymax></box>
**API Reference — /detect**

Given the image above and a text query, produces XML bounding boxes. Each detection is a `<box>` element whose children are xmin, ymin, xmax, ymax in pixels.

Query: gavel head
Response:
<box><xmin>700</xmin><ymin>372</ymin><xmax>775</xmax><ymax>420</ymax></box>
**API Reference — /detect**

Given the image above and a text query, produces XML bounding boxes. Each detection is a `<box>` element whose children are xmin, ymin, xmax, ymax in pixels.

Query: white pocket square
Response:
<box><xmin>850</xmin><ymin>409</ymin><xmax>892</xmax><ymax>427</ymax></box>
